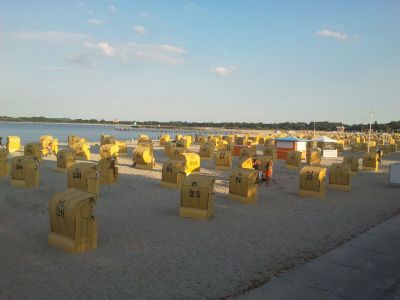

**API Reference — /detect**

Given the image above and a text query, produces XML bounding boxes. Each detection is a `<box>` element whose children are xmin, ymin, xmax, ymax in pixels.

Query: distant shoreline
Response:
<box><xmin>0</xmin><ymin>121</ymin><xmax>114</xmax><ymax>126</ymax></box>
<box><xmin>0</xmin><ymin>121</ymin><xmax>240</xmax><ymax>133</ymax></box>
<box><xmin>1</xmin><ymin>118</ymin><xmax>399</xmax><ymax>132</ymax></box>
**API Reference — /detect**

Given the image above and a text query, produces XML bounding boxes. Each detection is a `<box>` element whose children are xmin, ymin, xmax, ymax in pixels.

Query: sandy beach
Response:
<box><xmin>0</xmin><ymin>141</ymin><xmax>399</xmax><ymax>299</ymax></box>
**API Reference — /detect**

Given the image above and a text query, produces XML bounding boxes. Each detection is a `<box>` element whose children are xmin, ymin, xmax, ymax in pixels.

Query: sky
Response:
<box><xmin>0</xmin><ymin>0</ymin><xmax>399</xmax><ymax>124</ymax></box>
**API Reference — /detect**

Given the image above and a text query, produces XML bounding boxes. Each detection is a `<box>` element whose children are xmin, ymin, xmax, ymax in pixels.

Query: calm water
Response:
<box><xmin>0</xmin><ymin>122</ymin><xmax>232</xmax><ymax>144</ymax></box>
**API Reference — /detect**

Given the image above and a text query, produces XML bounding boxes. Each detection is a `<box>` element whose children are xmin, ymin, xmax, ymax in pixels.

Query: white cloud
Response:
<box><xmin>77</xmin><ymin>1</ymin><xmax>85</xmax><ymax>6</ymax></box>
<box><xmin>133</xmin><ymin>25</ymin><xmax>146</xmax><ymax>36</ymax></box>
<box><xmin>88</xmin><ymin>18</ymin><xmax>102</xmax><ymax>25</ymax></box>
<box><xmin>65</xmin><ymin>53</ymin><xmax>95</xmax><ymax>67</ymax></box>
<box><xmin>212</xmin><ymin>66</ymin><xmax>236</xmax><ymax>77</ymax></box>
<box><xmin>7</xmin><ymin>30</ymin><xmax>185</xmax><ymax>67</ymax></box>
<box><xmin>109</xmin><ymin>5</ymin><xmax>116</xmax><ymax>12</ymax></box>
<box><xmin>84</xmin><ymin>41</ymin><xmax>186</xmax><ymax>66</ymax></box>
<box><xmin>7</xmin><ymin>30</ymin><xmax>91</xmax><ymax>43</ymax></box>
<box><xmin>97</xmin><ymin>42</ymin><xmax>115</xmax><ymax>56</ymax></box>
<box><xmin>84</xmin><ymin>42</ymin><xmax>115</xmax><ymax>56</ymax></box>
<box><xmin>316</xmin><ymin>29</ymin><xmax>347</xmax><ymax>40</ymax></box>
<box><xmin>157</xmin><ymin>44</ymin><xmax>185</xmax><ymax>54</ymax></box>
<box><xmin>119</xmin><ymin>43</ymin><xmax>184</xmax><ymax>65</ymax></box>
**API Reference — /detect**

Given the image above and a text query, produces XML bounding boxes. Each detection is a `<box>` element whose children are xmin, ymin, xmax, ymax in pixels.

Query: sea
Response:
<box><xmin>0</xmin><ymin>122</ymin><xmax>234</xmax><ymax>144</ymax></box>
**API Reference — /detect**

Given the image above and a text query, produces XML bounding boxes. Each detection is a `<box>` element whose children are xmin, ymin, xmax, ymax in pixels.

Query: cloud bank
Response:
<box><xmin>212</xmin><ymin>66</ymin><xmax>235</xmax><ymax>77</ymax></box>
<box><xmin>84</xmin><ymin>41</ymin><xmax>185</xmax><ymax>65</ymax></box>
<box><xmin>316</xmin><ymin>29</ymin><xmax>347</xmax><ymax>40</ymax></box>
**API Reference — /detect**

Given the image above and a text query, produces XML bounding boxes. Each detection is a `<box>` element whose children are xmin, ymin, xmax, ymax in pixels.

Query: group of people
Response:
<box><xmin>252</xmin><ymin>158</ymin><xmax>273</xmax><ymax>184</ymax></box>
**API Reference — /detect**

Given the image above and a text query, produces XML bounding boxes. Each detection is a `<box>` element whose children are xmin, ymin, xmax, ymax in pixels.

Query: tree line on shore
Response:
<box><xmin>1</xmin><ymin>116</ymin><xmax>399</xmax><ymax>132</ymax></box>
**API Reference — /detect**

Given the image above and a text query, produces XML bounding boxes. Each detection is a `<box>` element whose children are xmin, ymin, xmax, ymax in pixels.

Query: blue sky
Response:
<box><xmin>0</xmin><ymin>0</ymin><xmax>399</xmax><ymax>124</ymax></box>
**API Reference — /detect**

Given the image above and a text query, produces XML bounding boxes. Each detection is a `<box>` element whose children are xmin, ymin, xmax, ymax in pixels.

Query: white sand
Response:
<box><xmin>0</xmin><ymin>141</ymin><xmax>399</xmax><ymax>299</ymax></box>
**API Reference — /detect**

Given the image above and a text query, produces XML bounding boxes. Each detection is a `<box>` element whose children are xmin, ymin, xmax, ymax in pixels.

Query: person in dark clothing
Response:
<box><xmin>376</xmin><ymin>148</ymin><xmax>383</xmax><ymax>163</ymax></box>
<box><xmin>0</xmin><ymin>137</ymin><xmax>4</xmax><ymax>149</ymax></box>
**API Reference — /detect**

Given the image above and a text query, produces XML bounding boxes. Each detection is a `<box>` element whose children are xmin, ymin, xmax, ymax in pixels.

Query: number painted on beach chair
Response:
<box><xmin>56</xmin><ymin>200</ymin><xmax>65</xmax><ymax>217</ymax></box>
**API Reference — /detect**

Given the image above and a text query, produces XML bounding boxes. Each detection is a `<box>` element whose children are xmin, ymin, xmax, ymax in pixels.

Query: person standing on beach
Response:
<box><xmin>376</xmin><ymin>148</ymin><xmax>383</xmax><ymax>163</ymax></box>
<box><xmin>0</xmin><ymin>137</ymin><xmax>4</xmax><ymax>149</ymax></box>
<box><xmin>47</xmin><ymin>141</ymin><xmax>53</xmax><ymax>156</ymax></box>
<box><xmin>253</xmin><ymin>158</ymin><xmax>264</xmax><ymax>183</ymax></box>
